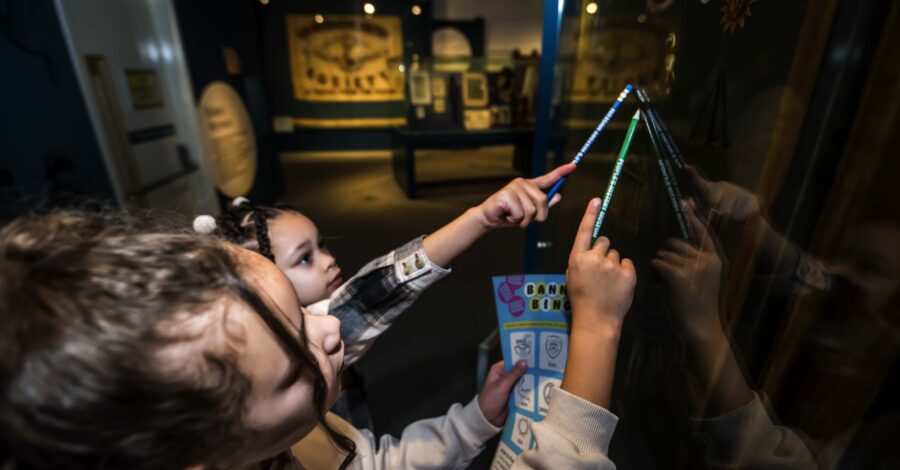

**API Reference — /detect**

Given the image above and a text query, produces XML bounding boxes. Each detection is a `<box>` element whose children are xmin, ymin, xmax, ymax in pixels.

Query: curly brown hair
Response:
<box><xmin>0</xmin><ymin>211</ymin><xmax>355</xmax><ymax>469</ymax></box>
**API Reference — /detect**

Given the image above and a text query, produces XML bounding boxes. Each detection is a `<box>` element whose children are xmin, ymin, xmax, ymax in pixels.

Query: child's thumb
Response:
<box><xmin>500</xmin><ymin>360</ymin><xmax>528</xmax><ymax>389</ymax></box>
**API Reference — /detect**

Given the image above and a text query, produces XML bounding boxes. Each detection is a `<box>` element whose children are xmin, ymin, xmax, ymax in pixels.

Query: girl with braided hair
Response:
<box><xmin>184</xmin><ymin>164</ymin><xmax>576</xmax><ymax>465</ymax></box>
<box><xmin>196</xmin><ymin>164</ymin><xmax>577</xmax><ymax>364</ymax></box>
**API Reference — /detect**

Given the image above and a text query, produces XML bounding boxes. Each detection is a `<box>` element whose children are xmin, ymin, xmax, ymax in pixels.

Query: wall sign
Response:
<box><xmin>125</xmin><ymin>69</ymin><xmax>163</xmax><ymax>109</ymax></box>
<box><xmin>286</xmin><ymin>15</ymin><xmax>404</xmax><ymax>102</ymax></box>
<box><xmin>198</xmin><ymin>82</ymin><xmax>256</xmax><ymax>197</ymax></box>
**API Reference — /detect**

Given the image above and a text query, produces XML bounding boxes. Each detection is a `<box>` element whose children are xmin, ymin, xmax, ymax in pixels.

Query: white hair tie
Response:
<box><xmin>232</xmin><ymin>197</ymin><xmax>250</xmax><ymax>207</ymax></box>
<box><xmin>192</xmin><ymin>215</ymin><xmax>217</xmax><ymax>234</ymax></box>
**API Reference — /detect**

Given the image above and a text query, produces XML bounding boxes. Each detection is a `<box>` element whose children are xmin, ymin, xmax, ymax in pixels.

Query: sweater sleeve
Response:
<box><xmin>511</xmin><ymin>388</ymin><xmax>618</xmax><ymax>470</ymax></box>
<box><xmin>290</xmin><ymin>398</ymin><xmax>499</xmax><ymax>470</ymax></box>
<box><xmin>360</xmin><ymin>396</ymin><xmax>500</xmax><ymax>469</ymax></box>
<box><xmin>694</xmin><ymin>393</ymin><xmax>819</xmax><ymax>469</ymax></box>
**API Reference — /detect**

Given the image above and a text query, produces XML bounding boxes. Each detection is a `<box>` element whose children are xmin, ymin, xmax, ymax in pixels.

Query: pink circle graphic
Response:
<box><xmin>506</xmin><ymin>275</ymin><xmax>525</xmax><ymax>288</ymax></box>
<box><xmin>509</xmin><ymin>295</ymin><xmax>526</xmax><ymax>317</ymax></box>
<box><xmin>498</xmin><ymin>281</ymin><xmax>516</xmax><ymax>303</ymax></box>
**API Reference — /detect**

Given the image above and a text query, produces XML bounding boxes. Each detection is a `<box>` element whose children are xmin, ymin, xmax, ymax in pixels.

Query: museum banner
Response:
<box><xmin>286</xmin><ymin>15</ymin><xmax>405</xmax><ymax>103</ymax></box>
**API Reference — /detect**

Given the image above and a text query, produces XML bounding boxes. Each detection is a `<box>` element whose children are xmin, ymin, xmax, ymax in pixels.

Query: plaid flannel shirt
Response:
<box><xmin>307</xmin><ymin>236</ymin><xmax>450</xmax><ymax>366</ymax></box>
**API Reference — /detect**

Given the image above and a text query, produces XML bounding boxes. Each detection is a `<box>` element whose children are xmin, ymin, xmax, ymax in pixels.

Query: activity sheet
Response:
<box><xmin>490</xmin><ymin>274</ymin><xmax>571</xmax><ymax>470</ymax></box>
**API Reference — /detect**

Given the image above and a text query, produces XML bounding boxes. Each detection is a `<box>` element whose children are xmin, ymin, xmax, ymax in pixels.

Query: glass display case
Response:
<box><xmin>396</xmin><ymin>55</ymin><xmax>541</xmax><ymax>131</ymax></box>
<box><xmin>524</xmin><ymin>0</ymin><xmax>900</xmax><ymax>468</ymax></box>
<box><xmin>391</xmin><ymin>56</ymin><xmax>545</xmax><ymax>198</ymax></box>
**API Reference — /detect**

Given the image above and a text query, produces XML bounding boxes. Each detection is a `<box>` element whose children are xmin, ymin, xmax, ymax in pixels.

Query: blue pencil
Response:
<box><xmin>546</xmin><ymin>84</ymin><xmax>633</xmax><ymax>200</ymax></box>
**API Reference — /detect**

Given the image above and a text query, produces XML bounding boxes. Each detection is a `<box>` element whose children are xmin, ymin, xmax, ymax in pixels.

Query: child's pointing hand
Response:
<box><xmin>475</xmin><ymin>163</ymin><xmax>576</xmax><ymax>230</ymax></box>
<box><xmin>421</xmin><ymin>163</ymin><xmax>575</xmax><ymax>268</ymax></box>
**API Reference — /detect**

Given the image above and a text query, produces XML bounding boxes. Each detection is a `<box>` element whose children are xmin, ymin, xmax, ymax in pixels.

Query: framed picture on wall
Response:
<box><xmin>464</xmin><ymin>109</ymin><xmax>491</xmax><ymax>130</ymax></box>
<box><xmin>432</xmin><ymin>76</ymin><xmax>447</xmax><ymax>98</ymax></box>
<box><xmin>124</xmin><ymin>69</ymin><xmax>163</xmax><ymax>110</ymax></box>
<box><xmin>409</xmin><ymin>71</ymin><xmax>433</xmax><ymax>105</ymax></box>
<box><xmin>462</xmin><ymin>72</ymin><xmax>489</xmax><ymax>107</ymax></box>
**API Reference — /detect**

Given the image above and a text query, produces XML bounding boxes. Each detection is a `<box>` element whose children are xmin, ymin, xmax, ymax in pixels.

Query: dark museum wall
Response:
<box><xmin>174</xmin><ymin>0</ymin><xmax>283</xmax><ymax>203</ymax></box>
<box><xmin>0</xmin><ymin>0</ymin><xmax>115</xmax><ymax>218</ymax></box>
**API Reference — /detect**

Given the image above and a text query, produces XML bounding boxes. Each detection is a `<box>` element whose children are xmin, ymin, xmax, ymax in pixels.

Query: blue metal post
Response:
<box><xmin>524</xmin><ymin>0</ymin><xmax>565</xmax><ymax>273</ymax></box>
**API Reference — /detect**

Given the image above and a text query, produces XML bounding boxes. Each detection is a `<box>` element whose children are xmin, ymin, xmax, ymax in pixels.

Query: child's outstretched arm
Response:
<box><xmin>561</xmin><ymin>197</ymin><xmax>636</xmax><ymax>408</ymax></box>
<box><xmin>291</xmin><ymin>361</ymin><xmax>525</xmax><ymax>469</ymax></box>
<box><xmin>323</xmin><ymin>165</ymin><xmax>574</xmax><ymax>365</ymax></box>
<box><xmin>513</xmin><ymin>198</ymin><xmax>635</xmax><ymax>470</ymax></box>
<box><xmin>422</xmin><ymin>163</ymin><xmax>576</xmax><ymax>267</ymax></box>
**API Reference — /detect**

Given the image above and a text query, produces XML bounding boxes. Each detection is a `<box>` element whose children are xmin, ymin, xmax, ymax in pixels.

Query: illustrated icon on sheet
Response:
<box><xmin>539</xmin><ymin>332</ymin><xmax>567</xmax><ymax>372</ymax></box>
<box><xmin>537</xmin><ymin>376</ymin><xmax>561</xmax><ymax>416</ymax></box>
<box><xmin>510</xmin><ymin>413</ymin><xmax>534</xmax><ymax>449</ymax></box>
<box><xmin>542</xmin><ymin>381</ymin><xmax>554</xmax><ymax>403</ymax></box>
<box><xmin>514</xmin><ymin>337</ymin><xmax>532</xmax><ymax>356</ymax></box>
<box><xmin>515</xmin><ymin>374</ymin><xmax>535</xmax><ymax>412</ymax></box>
<box><xmin>510</xmin><ymin>332</ymin><xmax>536</xmax><ymax>367</ymax></box>
<box><xmin>517</xmin><ymin>418</ymin><xmax>529</xmax><ymax>435</ymax></box>
<box><xmin>544</xmin><ymin>335</ymin><xmax>562</xmax><ymax>359</ymax></box>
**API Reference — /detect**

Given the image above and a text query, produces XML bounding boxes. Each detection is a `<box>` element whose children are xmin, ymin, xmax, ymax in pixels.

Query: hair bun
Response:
<box><xmin>231</xmin><ymin>197</ymin><xmax>250</xmax><ymax>207</ymax></box>
<box><xmin>192</xmin><ymin>215</ymin><xmax>217</xmax><ymax>234</ymax></box>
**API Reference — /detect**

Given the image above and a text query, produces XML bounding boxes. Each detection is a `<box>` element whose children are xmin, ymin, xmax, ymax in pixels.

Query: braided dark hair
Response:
<box><xmin>213</xmin><ymin>200</ymin><xmax>295</xmax><ymax>263</ymax></box>
<box><xmin>253</xmin><ymin>210</ymin><xmax>275</xmax><ymax>262</ymax></box>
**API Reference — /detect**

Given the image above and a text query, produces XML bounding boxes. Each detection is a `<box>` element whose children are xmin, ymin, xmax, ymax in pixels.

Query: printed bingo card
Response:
<box><xmin>490</xmin><ymin>274</ymin><xmax>571</xmax><ymax>470</ymax></box>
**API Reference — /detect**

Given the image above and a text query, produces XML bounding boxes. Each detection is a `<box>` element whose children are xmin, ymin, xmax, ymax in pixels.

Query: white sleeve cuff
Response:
<box><xmin>461</xmin><ymin>396</ymin><xmax>502</xmax><ymax>443</ymax></box>
<box><xmin>542</xmin><ymin>387</ymin><xmax>619</xmax><ymax>455</ymax></box>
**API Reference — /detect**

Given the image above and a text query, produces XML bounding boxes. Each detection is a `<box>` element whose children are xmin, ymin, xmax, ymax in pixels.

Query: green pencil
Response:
<box><xmin>591</xmin><ymin>110</ymin><xmax>641</xmax><ymax>246</ymax></box>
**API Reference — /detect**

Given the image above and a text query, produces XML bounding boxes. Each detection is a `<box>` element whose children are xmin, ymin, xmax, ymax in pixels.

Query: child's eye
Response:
<box><xmin>295</xmin><ymin>253</ymin><xmax>311</xmax><ymax>266</ymax></box>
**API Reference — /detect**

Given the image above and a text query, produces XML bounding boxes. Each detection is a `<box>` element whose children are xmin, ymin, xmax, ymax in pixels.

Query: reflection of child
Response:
<box><xmin>2</xmin><ymin>200</ymin><xmax>637</xmax><ymax>469</ymax></box>
<box><xmin>652</xmin><ymin>199</ymin><xmax>818</xmax><ymax>468</ymax></box>
<box><xmin>661</xmin><ymin>168</ymin><xmax>900</xmax><ymax>467</ymax></box>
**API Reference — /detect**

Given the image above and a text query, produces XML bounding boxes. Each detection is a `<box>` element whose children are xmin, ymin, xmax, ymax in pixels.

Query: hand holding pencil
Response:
<box><xmin>567</xmin><ymin>197</ymin><xmax>637</xmax><ymax>332</ymax></box>
<box><xmin>474</xmin><ymin>163</ymin><xmax>576</xmax><ymax>229</ymax></box>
